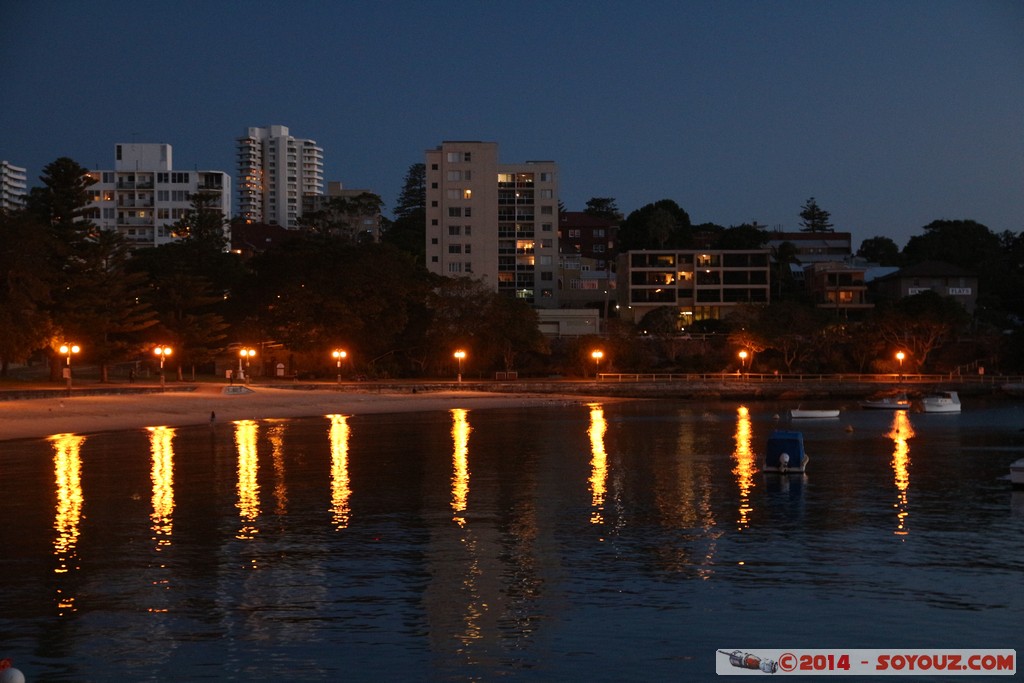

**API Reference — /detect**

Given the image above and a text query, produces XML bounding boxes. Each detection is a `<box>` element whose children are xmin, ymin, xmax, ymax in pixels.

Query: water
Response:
<box><xmin>1</xmin><ymin>400</ymin><xmax>1022</xmax><ymax>681</ymax></box>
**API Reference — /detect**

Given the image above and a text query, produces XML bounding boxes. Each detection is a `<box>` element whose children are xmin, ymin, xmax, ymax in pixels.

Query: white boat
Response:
<box><xmin>789</xmin><ymin>408</ymin><xmax>840</xmax><ymax>419</ymax></box>
<box><xmin>1011</xmin><ymin>458</ymin><xmax>1024</xmax><ymax>488</ymax></box>
<box><xmin>920</xmin><ymin>391</ymin><xmax>961</xmax><ymax>413</ymax></box>
<box><xmin>860</xmin><ymin>394</ymin><xmax>910</xmax><ymax>410</ymax></box>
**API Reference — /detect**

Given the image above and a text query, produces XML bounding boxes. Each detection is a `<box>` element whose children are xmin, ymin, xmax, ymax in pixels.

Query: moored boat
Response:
<box><xmin>859</xmin><ymin>394</ymin><xmax>910</xmax><ymax>410</ymax></box>
<box><xmin>920</xmin><ymin>391</ymin><xmax>961</xmax><ymax>413</ymax></box>
<box><xmin>763</xmin><ymin>430</ymin><xmax>809</xmax><ymax>473</ymax></box>
<box><xmin>1011</xmin><ymin>458</ymin><xmax>1024</xmax><ymax>488</ymax></box>
<box><xmin>789</xmin><ymin>408</ymin><xmax>840</xmax><ymax>419</ymax></box>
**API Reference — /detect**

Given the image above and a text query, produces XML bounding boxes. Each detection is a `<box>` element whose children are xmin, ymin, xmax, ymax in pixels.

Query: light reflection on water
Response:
<box><xmin>1</xmin><ymin>401</ymin><xmax>1020</xmax><ymax>680</ymax></box>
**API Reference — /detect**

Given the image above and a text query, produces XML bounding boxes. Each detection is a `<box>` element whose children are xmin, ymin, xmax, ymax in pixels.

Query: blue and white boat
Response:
<box><xmin>763</xmin><ymin>430</ymin><xmax>809</xmax><ymax>473</ymax></box>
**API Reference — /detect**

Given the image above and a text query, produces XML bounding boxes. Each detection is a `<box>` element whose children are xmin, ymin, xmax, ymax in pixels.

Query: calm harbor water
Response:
<box><xmin>1</xmin><ymin>399</ymin><xmax>1022</xmax><ymax>681</ymax></box>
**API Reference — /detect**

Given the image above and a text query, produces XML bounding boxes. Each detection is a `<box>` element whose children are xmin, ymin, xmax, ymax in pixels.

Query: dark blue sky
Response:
<box><xmin>3</xmin><ymin>1</ymin><xmax>1022</xmax><ymax>248</ymax></box>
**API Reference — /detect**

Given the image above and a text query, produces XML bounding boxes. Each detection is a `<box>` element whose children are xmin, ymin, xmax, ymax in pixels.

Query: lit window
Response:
<box><xmin>463</xmin><ymin>189</ymin><xmax>472</xmax><ymax>199</ymax></box>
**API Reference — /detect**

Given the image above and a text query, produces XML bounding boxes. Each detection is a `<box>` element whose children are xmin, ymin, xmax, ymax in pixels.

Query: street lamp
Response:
<box><xmin>239</xmin><ymin>348</ymin><xmax>256</xmax><ymax>383</ymax></box>
<box><xmin>59</xmin><ymin>343</ymin><xmax>80</xmax><ymax>395</ymax></box>
<box><xmin>332</xmin><ymin>349</ymin><xmax>347</xmax><ymax>385</ymax></box>
<box><xmin>591</xmin><ymin>350</ymin><xmax>604</xmax><ymax>379</ymax></box>
<box><xmin>738</xmin><ymin>350</ymin><xmax>749</xmax><ymax>375</ymax></box>
<box><xmin>153</xmin><ymin>345</ymin><xmax>172</xmax><ymax>391</ymax></box>
<box><xmin>896</xmin><ymin>351</ymin><xmax>905</xmax><ymax>381</ymax></box>
<box><xmin>454</xmin><ymin>350</ymin><xmax>466</xmax><ymax>383</ymax></box>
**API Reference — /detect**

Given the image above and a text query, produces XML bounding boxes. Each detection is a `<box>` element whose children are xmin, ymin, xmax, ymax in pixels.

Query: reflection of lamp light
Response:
<box><xmin>454</xmin><ymin>350</ymin><xmax>466</xmax><ymax>383</ymax></box>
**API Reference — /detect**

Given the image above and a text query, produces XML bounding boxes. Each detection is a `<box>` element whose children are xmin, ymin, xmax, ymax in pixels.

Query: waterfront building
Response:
<box><xmin>618</xmin><ymin>249</ymin><xmax>771</xmax><ymax>328</ymax></box>
<box><xmin>425</xmin><ymin>141</ymin><xmax>560</xmax><ymax>308</ymax></box>
<box><xmin>558</xmin><ymin>211</ymin><xmax>618</xmax><ymax>314</ymax></box>
<box><xmin>85</xmin><ymin>143</ymin><xmax>231</xmax><ymax>249</ymax></box>
<box><xmin>237</xmin><ymin>125</ymin><xmax>324</xmax><ymax>228</ymax></box>
<box><xmin>1</xmin><ymin>160</ymin><xmax>28</xmax><ymax>212</ymax></box>
<box><xmin>803</xmin><ymin>261</ymin><xmax>873</xmax><ymax>316</ymax></box>
<box><xmin>870</xmin><ymin>260</ymin><xmax>978</xmax><ymax>313</ymax></box>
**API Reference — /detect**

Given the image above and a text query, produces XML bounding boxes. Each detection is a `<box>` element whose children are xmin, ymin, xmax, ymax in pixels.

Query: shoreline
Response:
<box><xmin>0</xmin><ymin>385</ymin><xmax>617</xmax><ymax>444</ymax></box>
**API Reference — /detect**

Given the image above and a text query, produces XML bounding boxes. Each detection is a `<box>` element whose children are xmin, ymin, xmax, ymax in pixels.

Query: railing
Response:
<box><xmin>595</xmin><ymin>372</ymin><xmax>1024</xmax><ymax>384</ymax></box>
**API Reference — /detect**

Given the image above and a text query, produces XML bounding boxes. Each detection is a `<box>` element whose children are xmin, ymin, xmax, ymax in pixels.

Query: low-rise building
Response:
<box><xmin>803</xmin><ymin>261</ymin><xmax>873</xmax><ymax>315</ymax></box>
<box><xmin>618</xmin><ymin>249</ymin><xmax>771</xmax><ymax>327</ymax></box>
<box><xmin>870</xmin><ymin>260</ymin><xmax>978</xmax><ymax>313</ymax></box>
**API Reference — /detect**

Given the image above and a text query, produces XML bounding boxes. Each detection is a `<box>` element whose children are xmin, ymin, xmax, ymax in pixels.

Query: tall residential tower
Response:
<box><xmin>1</xmin><ymin>160</ymin><xmax>28</xmax><ymax>212</ymax></box>
<box><xmin>425</xmin><ymin>141</ymin><xmax>559</xmax><ymax>307</ymax></box>
<box><xmin>236</xmin><ymin>125</ymin><xmax>324</xmax><ymax>227</ymax></box>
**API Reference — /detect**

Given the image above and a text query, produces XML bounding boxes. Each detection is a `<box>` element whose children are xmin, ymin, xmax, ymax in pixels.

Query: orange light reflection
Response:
<box><xmin>451</xmin><ymin>409</ymin><xmax>471</xmax><ymax>526</ymax></box>
<box><xmin>234</xmin><ymin>420</ymin><xmax>260</xmax><ymax>539</ymax></box>
<box><xmin>888</xmin><ymin>411</ymin><xmax>915</xmax><ymax>536</ymax></box>
<box><xmin>328</xmin><ymin>414</ymin><xmax>352</xmax><ymax>529</ymax></box>
<box><xmin>731</xmin><ymin>406</ymin><xmax>755</xmax><ymax>529</ymax></box>
<box><xmin>588</xmin><ymin>403</ymin><xmax>608</xmax><ymax>524</ymax></box>
<box><xmin>51</xmin><ymin>433</ymin><xmax>86</xmax><ymax>615</ymax></box>
<box><xmin>148</xmin><ymin>426</ymin><xmax>175</xmax><ymax>549</ymax></box>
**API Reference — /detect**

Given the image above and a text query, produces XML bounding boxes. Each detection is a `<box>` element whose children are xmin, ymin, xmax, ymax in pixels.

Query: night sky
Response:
<box><xmin>3</xmin><ymin>1</ymin><xmax>1022</xmax><ymax>249</ymax></box>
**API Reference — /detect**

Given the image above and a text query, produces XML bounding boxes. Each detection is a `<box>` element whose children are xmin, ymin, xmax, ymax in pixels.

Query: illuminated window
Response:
<box><xmin>463</xmin><ymin>189</ymin><xmax>472</xmax><ymax>199</ymax></box>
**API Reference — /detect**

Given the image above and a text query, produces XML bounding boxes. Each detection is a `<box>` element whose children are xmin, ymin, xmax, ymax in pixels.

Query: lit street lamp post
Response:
<box><xmin>738</xmin><ymin>350</ymin><xmax>749</xmax><ymax>376</ymax></box>
<box><xmin>454</xmin><ymin>350</ymin><xmax>466</xmax><ymax>383</ymax></box>
<box><xmin>59</xmin><ymin>343</ymin><xmax>80</xmax><ymax>395</ymax></box>
<box><xmin>153</xmin><ymin>346</ymin><xmax>172</xmax><ymax>391</ymax></box>
<box><xmin>239</xmin><ymin>348</ymin><xmax>256</xmax><ymax>384</ymax></box>
<box><xmin>332</xmin><ymin>349</ymin><xmax>347</xmax><ymax>385</ymax></box>
<box><xmin>896</xmin><ymin>351</ymin><xmax>905</xmax><ymax>382</ymax></box>
<box><xmin>591</xmin><ymin>350</ymin><xmax>604</xmax><ymax>379</ymax></box>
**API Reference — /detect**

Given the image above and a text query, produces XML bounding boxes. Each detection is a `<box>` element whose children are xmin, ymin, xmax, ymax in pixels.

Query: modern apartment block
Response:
<box><xmin>1</xmin><ymin>160</ymin><xmax>28</xmax><ymax>212</ymax></box>
<box><xmin>85</xmin><ymin>143</ymin><xmax>231</xmax><ymax>249</ymax></box>
<box><xmin>237</xmin><ymin>125</ymin><xmax>324</xmax><ymax>228</ymax></box>
<box><xmin>425</xmin><ymin>141</ymin><xmax>560</xmax><ymax>307</ymax></box>
<box><xmin>618</xmin><ymin>249</ymin><xmax>771</xmax><ymax>327</ymax></box>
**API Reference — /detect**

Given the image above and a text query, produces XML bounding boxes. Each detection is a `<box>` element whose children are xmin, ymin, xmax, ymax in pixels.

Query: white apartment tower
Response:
<box><xmin>425</xmin><ymin>141</ymin><xmax>560</xmax><ymax>308</ymax></box>
<box><xmin>237</xmin><ymin>125</ymin><xmax>324</xmax><ymax>228</ymax></box>
<box><xmin>85</xmin><ymin>143</ymin><xmax>231</xmax><ymax>248</ymax></box>
<box><xmin>1</xmin><ymin>160</ymin><xmax>28</xmax><ymax>212</ymax></box>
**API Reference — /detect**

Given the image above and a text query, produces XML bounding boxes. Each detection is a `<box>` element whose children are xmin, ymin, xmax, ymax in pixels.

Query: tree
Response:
<box><xmin>384</xmin><ymin>164</ymin><xmax>427</xmax><ymax>263</ymax></box>
<box><xmin>170</xmin><ymin>191</ymin><xmax>229</xmax><ymax>251</ymax></box>
<box><xmin>302</xmin><ymin>192</ymin><xmax>383</xmax><ymax>242</ymax></box>
<box><xmin>901</xmin><ymin>219</ymin><xmax>999</xmax><ymax>270</ymax></box>
<box><xmin>799</xmin><ymin>197</ymin><xmax>833</xmax><ymax>232</ymax></box>
<box><xmin>0</xmin><ymin>208</ymin><xmax>54</xmax><ymax>374</ymax></box>
<box><xmin>618</xmin><ymin>200</ymin><xmax>692</xmax><ymax>251</ymax></box>
<box><xmin>873</xmin><ymin>290</ymin><xmax>970</xmax><ymax>371</ymax></box>
<box><xmin>715</xmin><ymin>223</ymin><xmax>768</xmax><ymax>250</ymax></box>
<box><xmin>584</xmin><ymin>197</ymin><xmax>620</xmax><ymax>220</ymax></box>
<box><xmin>857</xmin><ymin>236</ymin><xmax>901</xmax><ymax>266</ymax></box>
<box><xmin>393</xmin><ymin>163</ymin><xmax>425</xmax><ymax>220</ymax></box>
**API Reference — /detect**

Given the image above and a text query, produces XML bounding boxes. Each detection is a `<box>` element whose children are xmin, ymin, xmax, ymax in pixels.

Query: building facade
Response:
<box><xmin>1</xmin><ymin>160</ymin><xmax>28</xmax><ymax>212</ymax></box>
<box><xmin>237</xmin><ymin>125</ymin><xmax>324</xmax><ymax>228</ymax></box>
<box><xmin>870</xmin><ymin>260</ymin><xmax>978</xmax><ymax>313</ymax></box>
<box><xmin>425</xmin><ymin>141</ymin><xmax>560</xmax><ymax>308</ymax></box>
<box><xmin>803</xmin><ymin>261</ymin><xmax>873</xmax><ymax>315</ymax></box>
<box><xmin>85</xmin><ymin>143</ymin><xmax>231</xmax><ymax>249</ymax></box>
<box><xmin>618</xmin><ymin>249</ymin><xmax>771</xmax><ymax>327</ymax></box>
<box><xmin>558</xmin><ymin>211</ymin><xmax>618</xmax><ymax>312</ymax></box>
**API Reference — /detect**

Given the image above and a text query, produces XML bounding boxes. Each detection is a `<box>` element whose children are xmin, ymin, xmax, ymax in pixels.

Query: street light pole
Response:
<box><xmin>454</xmin><ymin>350</ymin><xmax>466</xmax><ymax>383</ymax></box>
<box><xmin>239</xmin><ymin>348</ymin><xmax>256</xmax><ymax>384</ymax></box>
<box><xmin>332</xmin><ymin>349</ymin><xmax>347</xmax><ymax>385</ymax></box>
<box><xmin>738</xmin><ymin>350</ymin><xmax>749</xmax><ymax>376</ymax></box>
<box><xmin>153</xmin><ymin>346</ymin><xmax>172</xmax><ymax>391</ymax></box>
<box><xmin>59</xmin><ymin>343</ymin><xmax>80</xmax><ymax>396</ymax></box>
<box><xmin>896</xmin><ymin>351</ymin><xmax>905</xmax><ymax>382</ymax></box>
<box><xmin>591</xmin><ymin>350</ymin><xmax>604</xmax><ymax>379</ymax></box>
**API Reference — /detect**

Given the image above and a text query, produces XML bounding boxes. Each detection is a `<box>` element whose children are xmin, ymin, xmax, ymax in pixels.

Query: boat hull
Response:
<box><xmin>920</xmin><ymin>391</ymin><xmax>961</xmax><ymax>413</ymax></box>
<box><xmin>1011</xmin><ymin>458</ymin><xmax>1024</xmax><ymax>488</ymax></box>
<box><xmin>789</xmin><ymin>409</ymin><xmax>840</xmax><ymax>419</ymax></box>
<box><xmin>763</xmin><ymin>430</ymin><xmax>808</xmax><ymax>473</ymax></box>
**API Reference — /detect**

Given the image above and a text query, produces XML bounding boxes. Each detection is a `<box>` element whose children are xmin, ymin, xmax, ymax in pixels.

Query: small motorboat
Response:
<box><xmin>920</xmin><ymin>391</ymin><xmax>961</xmax><ymax>413</ymax></box>
<box><xmin>1011</xmin><ymin>458</ymin><xmax>1024</xmax><ymax>489</ymax></box>
<box><xmin>789</xmin><ymin>408</ymin><xmax>840</xmax><ymax>419</ymax></box>
<box><xmin>763</xmin><ymin>430</ymin><xmax>808</xmax><ymax>473</ymax></box>
<box><xmin>859</xmin><ymin>394</ymin><xmax>910</xmax><ymax>410</ymax></box>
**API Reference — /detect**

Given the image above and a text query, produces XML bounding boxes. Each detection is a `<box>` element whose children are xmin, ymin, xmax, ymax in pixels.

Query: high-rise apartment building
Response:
<box><xmin>237</xmin><ymin>125</ymin><xmax>324</xmax><ymax>228</ymax></box>
<box><xmin>1</xmin><ymin>160</ymin><xmax>28</xmax><ymax>212</ymax></box>
<box><xmin>85</xmin><ymin>143</ymin><xmax>231</xmax><ymax>249</ymax></box>
<box><xmin>425</xmin><ymin>141</ymin><xmax>559</xmax><ymax>307</ymax></box>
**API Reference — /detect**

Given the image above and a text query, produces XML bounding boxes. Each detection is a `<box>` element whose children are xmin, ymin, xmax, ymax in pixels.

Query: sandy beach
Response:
<box><xmin>0</xmin><ymin>384</ymin><xmax>609</xmax><ymax>443</ymax></box>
